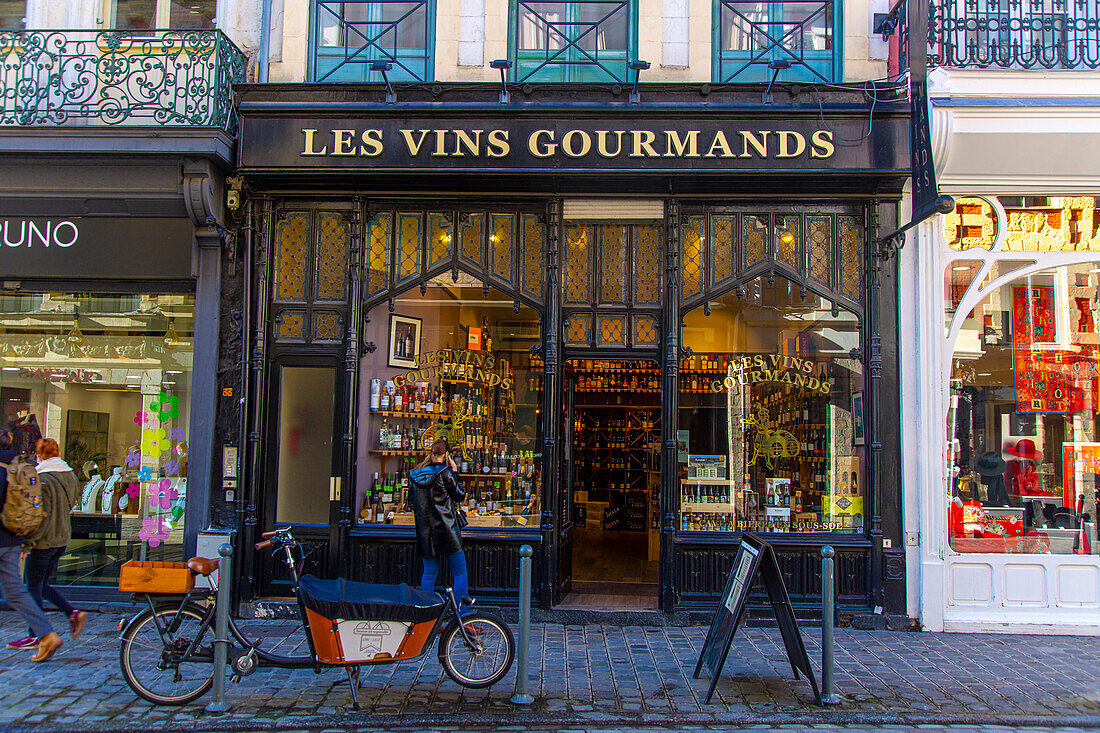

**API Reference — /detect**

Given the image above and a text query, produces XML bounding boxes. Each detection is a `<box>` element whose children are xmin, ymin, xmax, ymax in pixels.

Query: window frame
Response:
<box><xmin>308</xmin><ymin>0</ymin><xmax>437</xmax><ymax>82</ymax></box>
<box><xmin>711</xmin><ymin>0</ymin><xmax>842</xmax><ymax>84</ymax></box>
<box><xmin>508</xmin><ymin>0</ymin><xmax>639</xmax><ymax>83</ymax></box>
<box><xmin>102</xmin><ymin>0</ymin><xmax>217</xmax><ymax>29</ymax></box>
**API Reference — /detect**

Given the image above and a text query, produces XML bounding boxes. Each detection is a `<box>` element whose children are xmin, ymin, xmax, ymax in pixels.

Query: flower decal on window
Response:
<box><xmin>138</xmin><ymin>466</ymin><xmax>155</xmax><ymax>482</ymax></box>
<box><xmin>140</xmin><ymin>427</ymin><xmax>168</xmax><ymax>458</ymax></box>
<box><xmin>133</xmin><ymin>411</ymin><xmax>150</xmax><ymax>427</ymax></box>
<box><xmin>150</xmin><ymin>392</ymin><xmax>180</xmax><ymax>422</ymax></box>
<box><xmin>124</xmin><ymin>450</ymin><xmax>141</xmax><ymax>468</ymax></box>
<box><xmin>139</xmin><ymin>516</ymin><xmax>170</xmax><ymax>548</ymax></box>
<box><xmin>149</xmin><ymin>479</ymin><xmax>179</xmax><ymax>511</ymax></box>
<box><xmin>170</xmin><ymin>424</ymin><xmax>186</xmax><ymax>442</ymax></box>
<box><xmin>126</xmin><ymin>483</ymin><xmax>141</xmax><ymax>500</ymax></box>
<box><xmin>164</xmin><ymin>458</ymin><xmax>181</xmax><ymax>476</ymax></box>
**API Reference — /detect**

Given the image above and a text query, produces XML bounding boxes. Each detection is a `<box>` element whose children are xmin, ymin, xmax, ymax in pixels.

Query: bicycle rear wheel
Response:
<box><xmin>119</xmin><ymin>603</ymin><xmax>214</xmax><ymax>705</ymax></box>
<box><xmin>438</xmin><ymin>612</ymin><xmax>515</xmax><ymax>688</ymax></box>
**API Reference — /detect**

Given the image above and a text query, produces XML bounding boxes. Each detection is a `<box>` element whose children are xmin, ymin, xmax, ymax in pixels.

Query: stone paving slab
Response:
<box><xmin>0</xmin><ymin>609</ymin><xmax>1096</xmax><ymax>732</ymax></box>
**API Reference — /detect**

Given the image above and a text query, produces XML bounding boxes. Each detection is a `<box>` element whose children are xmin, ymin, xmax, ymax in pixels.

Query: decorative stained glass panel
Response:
<box><xmin>274</xmin><ymin>212</ymin><xmax>309</xmax><ymax>302</ymax></box>
<box><xmin>633</xmin><ymin>224</ymin><xmax>662</xmax><ymax>306</ymax></box>
<box><xmin>315</xmin><ymin>212</ymin><xmax>349</xmax><ymax>301</ymax></box>
<box><xmin>599</xmin><ymin>225</ymin><xmax>627</xmax><ymax>304</ymax></box>
<box><xmin>565</xmin><ymin>224</ymin><xmax>591</xmax><ymax>304</ymax></box>
<box><xmin>521</xmin><ymin>214</ymin><xmax>545</xmax><ymax>299</ymax></box>
<box><xmin>565</xmin><ymin>313</ymin><xmax>591</xmax><ymax>345</ymax></box>
<box><xmin>597</xmin><ymin>315</ymin><xmax>626</xmax><ymax>346</ymax></box>
<box><xmin>365</xmin><ymin>212</ymin><xmax>391</xmax><ymax>298</ymax></box>
<box><xmin>313</xmin><ymin>311</ymin><xmax>343</xmax><ymax>341</ymax></box>
<box><xmin>711</xmin><ymin>215</ymin><xmax>735</xmax><ymax>286</ymax></box>
<box><xmin>775</xmin><ymin>215</ymin><xmax>800</xmax><ymax>271</ymax></box>
<box><xmin>682</xmin><ymin>216</ymin><xmax>704</xmax><ymax>299</ymax></box>
<box><xmin>743</xmin><ymin>214</ymin><xmax>767</xmax><ymax>269</ymax></box>
<box><xmin>460</xmin><ymin>213</ymin><xmax>485</xmax><ymax>266</ymax></box>
<box><xmin>428</xmin><ymin>213</ymin><xmax>453</xmax><ymax>270</ymax></box>
<box><xmin>839</xmin><ymin>216</ymin><xmax>863</xmax><ymax>301</ymax></box>
<box><xmin>807</xmin><ymin>216</ymin><xmax>831</xmax><ymax>286</ymax></box>
<box><xmin>491</xmin><ymin>214</ymin><xmax>514</xmax><ymax>283</ymax></box>
<box><xmin>276</xmin><ymin>310</ymin><xmax>306</xmax><ymax>341</ymax></box>
<box><xmin>396</xmin><ymin>212</ymin><xmax>422</xmax><ymax>285</ymax></box>
<box><xmin>632</xmin><ymin>315</ymin><xmax>658</xmax><ymax>347</ymax></box>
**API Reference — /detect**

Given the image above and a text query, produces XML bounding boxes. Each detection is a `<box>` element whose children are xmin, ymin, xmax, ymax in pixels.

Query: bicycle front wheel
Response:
<box><xmin>438</xmin><ymin>612</ymin><xmax>515</xmax><ymax>688</ymax></box>
<box><xmin>119</xmin><ymin>603</ymin><xmax>215</xmax><ymax>705</ymax></box>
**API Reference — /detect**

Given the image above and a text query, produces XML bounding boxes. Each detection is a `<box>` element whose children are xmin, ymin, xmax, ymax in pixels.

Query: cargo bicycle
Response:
<box><xmin>116</xmin><ymin>526</ymin><xmax>515</xmax><ymax>707</ymax></box>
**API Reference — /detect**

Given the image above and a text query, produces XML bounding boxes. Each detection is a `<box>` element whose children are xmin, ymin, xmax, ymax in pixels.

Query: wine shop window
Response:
<box><xmin>356</xmin><ymin>274</ymin><xmax>543</xmax><ymax>529</ymax></box>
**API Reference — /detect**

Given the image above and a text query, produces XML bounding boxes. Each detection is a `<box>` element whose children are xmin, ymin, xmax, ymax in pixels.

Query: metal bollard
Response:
<box><xmin>820</xmin><ymin>545</ymin><xmax>840</xmax><ymax>705</ymax></box>
<box><xmin>205</xmin><ymin>543</ymin><xmax>234</xmax><ymax>713</ymax></box>
<box><xmin>510</xmin><ymin>544</ymin><xmax>534</xmax><ymax>705</ymax></box>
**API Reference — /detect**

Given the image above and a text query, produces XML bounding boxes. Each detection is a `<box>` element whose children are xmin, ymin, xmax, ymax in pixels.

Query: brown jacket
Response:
<box><xmin>24</xmin><ymin>468</ymin><xmax>80</xmax><ymax>550</ymax></box>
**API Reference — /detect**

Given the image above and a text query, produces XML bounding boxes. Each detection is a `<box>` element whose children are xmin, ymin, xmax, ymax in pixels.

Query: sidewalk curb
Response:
<box><xmin>15</xmin><ymin>709</ymin><xmax>1100</xmax><ymax>732</ymax></box>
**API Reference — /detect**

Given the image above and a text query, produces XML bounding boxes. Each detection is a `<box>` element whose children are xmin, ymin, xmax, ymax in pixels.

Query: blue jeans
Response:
<box><xmin>420</xmin><ymin>551</ymin><xmax>470</xmax><ymax>616</ymax></box>
<box><xmin>26</xmin><ymin>546</ymin><xmax>74</xmax><ymax>619</ymax></box>
<box><xmin>0</xmin><ymin>546</ymin><xmax>52</xmax><ymax>638</ymax></box>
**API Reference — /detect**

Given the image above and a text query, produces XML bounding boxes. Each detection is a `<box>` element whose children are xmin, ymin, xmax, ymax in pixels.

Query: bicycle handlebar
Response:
<box><xmin>255</xmin><ymin>539</ymin><xmax>272</xmax><ymax>550</ymax></box>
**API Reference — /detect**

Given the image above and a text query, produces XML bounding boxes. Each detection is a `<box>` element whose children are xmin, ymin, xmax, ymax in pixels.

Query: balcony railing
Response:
<box><xmin>716</xmin><ymin>0</ymin><xmax>837</xmax><ymax>83</ymax></box>
<box><xmin>886</xmin><ymin>0</ymin><xmax>1100</xmax><ymax>72</ymax></box>
<box><xmin>0</xmin><ymin>29</ymin><xmax>246</xmax><ymax>131</ymax></box>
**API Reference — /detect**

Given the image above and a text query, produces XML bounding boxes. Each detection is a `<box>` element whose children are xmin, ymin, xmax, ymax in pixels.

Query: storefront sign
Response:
<box><xmin>0</xmin><ymin>217</ymin><xmax>194</xmax><ymax>279</ymax></box>
<box><xmin>239</xmin><ymin>116</ymin><xmax>908</xmax><ymax>173</ymax></box>
<box><xmin>392</xmin><ymin>348</ymin><xmax>514</xmax><ymax>389</ymax></box>
<box><xmin>706</xmin><ymin>354</ymin><xmax>831</xmax><ymax>395</ymax></box>
<box><xmin>17</xmin><ymin>367</ymin><xmax>102</xmax><ymax>383</ymax></box>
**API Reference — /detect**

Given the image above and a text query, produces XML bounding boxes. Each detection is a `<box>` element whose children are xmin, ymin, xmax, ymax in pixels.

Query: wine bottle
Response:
<box><xmin>374</xmin><ymin>487</ymin><xmax>386</xmax><ymax>524</ymax></box>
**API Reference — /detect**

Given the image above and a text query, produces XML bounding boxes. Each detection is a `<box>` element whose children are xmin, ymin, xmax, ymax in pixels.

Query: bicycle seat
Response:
<box><xmin>186</xmin><ymin>557</ymin><xmax>220</xmax><ymax>577</ymax></box>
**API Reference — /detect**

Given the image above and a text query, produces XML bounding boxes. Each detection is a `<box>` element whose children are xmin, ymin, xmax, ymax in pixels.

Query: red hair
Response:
<box><xmin>35</xmin><ymin>438</ymin><xmax>60</xmax><ymax>459</ymax></box>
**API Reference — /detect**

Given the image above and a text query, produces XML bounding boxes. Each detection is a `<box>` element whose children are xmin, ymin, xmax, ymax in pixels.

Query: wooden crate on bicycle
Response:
<box><xmin>299</xmin><ymin>576</ymin><xmax>446</xmax><ymax>664</ymax></box>
<box><xmin>118</xmin><ymin>560</ymin><xmax>196</xmax><ymax>594</ymax></box>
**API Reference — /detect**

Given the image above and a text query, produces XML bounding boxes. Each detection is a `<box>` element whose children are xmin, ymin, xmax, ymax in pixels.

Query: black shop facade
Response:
<box><xmin>219</xmin><ymin>84</ymin><xmax>910</xmax><ymax>619</ymax></box>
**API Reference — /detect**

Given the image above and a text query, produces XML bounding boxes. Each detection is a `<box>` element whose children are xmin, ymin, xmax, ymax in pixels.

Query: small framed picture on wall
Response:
<box><xmin>388</xmin><ymin>314</ymin><xmax>422</xmax><ymax>368</ymax></box>
<box><xmin>852</xmin><ymin>391</ymin><xmax>865</xmax><ymax>446</ymax></box>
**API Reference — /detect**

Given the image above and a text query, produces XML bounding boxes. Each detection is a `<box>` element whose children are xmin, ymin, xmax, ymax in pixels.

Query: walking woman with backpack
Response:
<box><xmin>0</xmin><ymin>432</ymin><xmax>67</xmax><ymax>661</ymax></box>
<box><xmin>409</xmin><ymin>438</ymin><xmax>471</xmax><ymax>615</ymax></box>
<box><xmin>18</xmin><ymin>438</ymin><xmax>86</xmax><ymax>659</ymax></box>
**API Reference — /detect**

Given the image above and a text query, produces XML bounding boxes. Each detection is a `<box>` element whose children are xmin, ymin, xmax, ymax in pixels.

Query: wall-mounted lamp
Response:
<box><xmin>628</xmin><ymin>59</ymin><xmax>650</xmax><ymax>104</ymax></box>
<box><xmin>763</xmin><ymin>59</ymin><xmax>791</xmax><ymax>104</ymax></box>
<box><xmin>490</xmin><ymin>59</ymin><xmax>512</xmax><ymax>104</ymax></box>
<box><xmin>370</xmin><ymin>61</ymin><xmax>396</xmax><ymax>104</ymax></box>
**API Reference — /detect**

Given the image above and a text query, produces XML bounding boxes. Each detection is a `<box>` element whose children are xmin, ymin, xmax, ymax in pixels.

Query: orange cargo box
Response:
<box><xmin>118</xmin><ymin>560</ymin><xmax>195</xmax><ymax>594</ymax></box>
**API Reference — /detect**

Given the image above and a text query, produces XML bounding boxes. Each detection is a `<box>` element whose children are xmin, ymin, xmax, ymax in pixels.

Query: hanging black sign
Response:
<box><xmin>693</xmin><ymin>533</ymin><xmax>822</xmax><ymax>705</ymax></box>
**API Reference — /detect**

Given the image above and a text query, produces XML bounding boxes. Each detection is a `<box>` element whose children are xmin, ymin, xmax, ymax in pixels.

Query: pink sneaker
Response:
<box><xmin>7</xmin><ymin>635</ymin><xmax>39</xmax><ymax>650</ymax></box>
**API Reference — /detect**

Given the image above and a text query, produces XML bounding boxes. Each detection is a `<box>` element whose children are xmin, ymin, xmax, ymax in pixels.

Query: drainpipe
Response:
<box><xmin>257</xmin><ymin>0</ymin><xmax>272</xmax><ymax>82</ymax></box>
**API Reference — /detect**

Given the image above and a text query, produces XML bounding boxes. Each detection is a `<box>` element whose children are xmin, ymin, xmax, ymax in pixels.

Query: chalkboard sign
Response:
<box><xmin>693</xmin><ymin>534</ymin><xmax>822</xmax><ymax>705</ymax></box>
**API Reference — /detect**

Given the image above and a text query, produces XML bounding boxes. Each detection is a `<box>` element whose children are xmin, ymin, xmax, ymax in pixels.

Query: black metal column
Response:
<box><xmin>540</xmin><ymin>198</ymin><xmax>563</xmax><ymax>608</ymax></box>
<box><xmin>240</xmin><ymin>198</ymin><xmax>272</xmax><ymax>600</ymax></box>
<box><xmin>338</xmin><ymin>200</ymin><xmax>365</xmax><ymax>558</ymax></box>
<box><xmin>866</xmin><ymin>200</ymin><xmax>884</xmax><ymax>612</ymax></box>
<box><xmin>659</xmin><ymin>200</ymin><xmax>681</xmax><ymax>612</ymax></box>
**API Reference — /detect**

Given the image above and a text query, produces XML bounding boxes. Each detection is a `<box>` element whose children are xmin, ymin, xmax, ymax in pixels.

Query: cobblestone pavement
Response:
<box><xmin>0</xmin><ymin>609</ymin><xmax>1097</xmax><ymax>732</ymax></box>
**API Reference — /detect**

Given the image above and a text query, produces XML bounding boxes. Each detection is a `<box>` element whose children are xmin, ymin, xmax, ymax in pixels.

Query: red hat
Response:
<box><xmin>1007</xmin><ymin>438</ymin><xmax>1043</xmax><ymax>460</ymax></box>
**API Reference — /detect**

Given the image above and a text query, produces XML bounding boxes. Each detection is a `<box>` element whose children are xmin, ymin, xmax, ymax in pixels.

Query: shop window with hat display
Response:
<box><xmin>944</xmin><ymin>196</ymin><xmax>1100</xmax><ymax>556</ymax></box>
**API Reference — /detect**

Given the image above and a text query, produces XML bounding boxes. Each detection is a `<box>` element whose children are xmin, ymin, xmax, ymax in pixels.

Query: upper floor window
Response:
<box><xmin>105</xmin><ymin>0</ymin><xmax>216</xmax><ymax>29</ymax></box>
<box><xmin>312</xmin><ymin>0</ymin><xmax>435</xmax><ymax>81</ymax></box>
<box><xmin>0</xmin><ymin>0</ymin><xmax>25</xmax><ymax>30</ymax></box>
<box><xmin>511</xmin><ymin>0</ymin><xmax>635</xmax><ymax>82</ymax></box>
<box><xmin>714</xmin><ymin>1</ymin><xmax>837</xmax><ymax>83</ymax></box>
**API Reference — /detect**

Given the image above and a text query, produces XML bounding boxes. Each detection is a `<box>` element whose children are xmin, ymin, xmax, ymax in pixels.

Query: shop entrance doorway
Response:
<box><xmin>560</xmin><ymin>358</ymin><xmax>661</xmax><ymax>610</ymax></box>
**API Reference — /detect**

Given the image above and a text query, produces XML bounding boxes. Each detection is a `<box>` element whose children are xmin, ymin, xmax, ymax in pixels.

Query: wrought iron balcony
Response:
<box><xmin>0</xmin><ymin>29</ymin><xmax>246</xmax><ymax>131</ymax></box>
<box><xmin>885</xmin><ymin>0</ymin><xmax>1100</xmax><ymax>72</ymax></box>
<box><xmin>716</xmin><ymin>1</ymin><xmax>837</xmax><ymax>83</ymax></box>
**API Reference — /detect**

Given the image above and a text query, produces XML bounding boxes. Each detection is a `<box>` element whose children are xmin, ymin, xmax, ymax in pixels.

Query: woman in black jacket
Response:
<box><xmin>409</xmin><ymin>438</ymin><xmax>469</xmax><ymax>614</ymax></box>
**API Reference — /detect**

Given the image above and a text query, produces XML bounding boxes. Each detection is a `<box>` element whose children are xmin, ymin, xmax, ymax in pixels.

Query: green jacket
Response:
<box><xmin>24</xmin><ymin>469</ymin><xmax>80</xmax><ymax>551</ymax></box>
